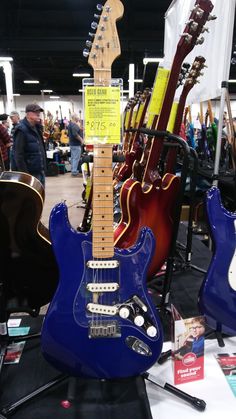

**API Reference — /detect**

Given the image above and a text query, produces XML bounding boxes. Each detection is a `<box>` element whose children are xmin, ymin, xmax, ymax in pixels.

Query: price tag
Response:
<box><xmin>84</xmin><ymin>86</ymin><xmax>121</xmax><ymax>144</ymax></box>
<box><xmin>167</xmin><ymin>102</ymin><xmax>179</xmax><ymax>133</ymax></box>
<box><xmin>148</xmin><ymin>68</ymin><xmax>170</xmax><ymax>117</ymax></box>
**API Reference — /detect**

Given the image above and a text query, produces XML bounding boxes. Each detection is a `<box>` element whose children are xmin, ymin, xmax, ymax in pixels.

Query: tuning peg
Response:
<box><xmin>94</xmin><ymin>13</ymin><xmax>101</xmax><ymax>19</ymax></box>
<box><xmin>201</xmin><ymin>26</ymin><xmax>209</xmax><ymax>34</ymax></box>
<box><xmin>208</xmin><ymin>14</ymin><xmax>217</xmax><ymax>21</ymax></box>
<box><xmin>83</xmin><ymin>49</ymin><xmax>90</xmax><ymax>58</ymax></box>
<box><xmin>182</xmin><ymin>33</ymin><xmax>192</xmax><ymax>43</ymax></box>
<box><xmin>183</xmin><ymin>62</ymin><xmax>191</xmax><ymax>69</ymax></box>
<box><xmin>194</xmin><ymin>6</ymin><xmax>204</xmax><ymax>19</ymax></box>
<box><xmin>196</xmin><ymin>36</ymin><xmax>204</xmax><ymax>45</ymax></box>
<box><xmin>97</xmin><ymin>4</ymin><xmax>103</xmax><ymax>11</ymax></box>
<box><xmin>88</xmin><ymin>32</ymin><xmax>95</xmax><ymax>38</ymax></box>
<box><xmin>86</xmin><ymin>40</ymin><xmax>92</xmax><ymax>48</ymax></box>
<box><xmin>188</xmin><ymin>20</ymin><xmax>199</xmax><ymax>32</ymax></box>
<box><xmin>91</xmin><ymin>21</ymin><xmax>98</xmax><ymax>30</ymax></box>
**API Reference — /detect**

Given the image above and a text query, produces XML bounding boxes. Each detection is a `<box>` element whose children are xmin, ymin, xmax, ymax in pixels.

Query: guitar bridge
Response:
<box><xmin>89</xmin><ymin>320</ymin><xmax>121</xmax><ymax>338</ymax></box>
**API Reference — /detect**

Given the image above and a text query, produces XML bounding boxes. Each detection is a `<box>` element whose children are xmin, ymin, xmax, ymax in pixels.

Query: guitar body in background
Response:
<box><xmin>198</xmin><ymin>186</ymin><xmax>236</xmax><ymax>335</ymax></box>
<box><xmin>115</xmin><ymin>174</ymin><xmax>180</xmax><ymax>278</ymax></box>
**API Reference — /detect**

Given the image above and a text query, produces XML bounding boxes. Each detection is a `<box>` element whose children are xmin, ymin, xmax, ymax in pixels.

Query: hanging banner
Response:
<box><xmin>163</xmin><ymin>0</ymin><xmax>236</xmax><ymax>103</ymax></box>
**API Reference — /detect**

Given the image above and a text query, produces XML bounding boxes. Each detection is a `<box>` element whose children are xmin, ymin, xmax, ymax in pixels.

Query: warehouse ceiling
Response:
<box><xmin>0</xmin><ymin>0</ymin><xmax>236</xmax><ymax>97</ymax></box>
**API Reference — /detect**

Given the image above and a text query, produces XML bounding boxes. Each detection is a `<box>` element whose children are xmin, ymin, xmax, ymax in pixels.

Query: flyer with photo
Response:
<box><xmin>216</xmin><ymin>353</ymin><xmax>236</xmax><ymax>397</ymax></box>
<box><xmin>171</xmin><ymin>305</ymin><xmax>205</xmax><ymax>385</ymax></box>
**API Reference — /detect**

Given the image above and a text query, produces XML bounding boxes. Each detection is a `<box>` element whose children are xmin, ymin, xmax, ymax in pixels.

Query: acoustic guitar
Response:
<box><xmin>115</xmin><ymin>2</ymin><xmax>214</xmax><ymax>278</ymax></box>
<box><xmin>0</xmin><ymin>171</ymin><xmax>58</xmax><ymax>309</ymax></box>
<box><xmin>41</xmin><ymin>0</ymin><xmax>163</xmax><ymax>379</ymax></box>
<box><xmin>198</xmin><ymin>186</ymin><xmax>236</xmax><ymax>336</ymax></box>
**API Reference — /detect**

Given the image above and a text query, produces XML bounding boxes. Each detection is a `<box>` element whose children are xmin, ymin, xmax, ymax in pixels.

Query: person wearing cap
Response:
<box><xmin>9</xmin><ymin>111</ymin><xmax>21</xmax><ymax>170</ymax></box>
<box><xmin>13</xmin><ymin>104</ymin><xmax>47</xmax><ymax>186</ymax></box>
<box><xmin>0</xmin><ymin>113</ymin><xmax>11</xmax><ymax>170</ymax></box>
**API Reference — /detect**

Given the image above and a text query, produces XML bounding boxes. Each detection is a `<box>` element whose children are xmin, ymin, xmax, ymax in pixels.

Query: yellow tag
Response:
<box><xmin>135</xmin><ymin>102</ymin><xmax>145</xmax><ymax>127</ymax></box>
<box><xmin>124</xmin><ymin>109</ymin><xmax>131</xmax><ymax>130</ymax></box>
<box><xmin>167</xmin><ymin>102</ymin><xmax>179</xmax><ymax>133</ymax></box>
<box><xmin>84</xmin><ymin>86</ymin><xmax>121</xmax><ymax>144</ymax></box>
<box><xmin>131</xmin><ymin>110</ymin><xmax>137</xmax><ymax>128</ymax></box>
<box><xmin>148</xmin><ymin>68</ymin><xmax>170</xmax><ymax>117</ymax></box>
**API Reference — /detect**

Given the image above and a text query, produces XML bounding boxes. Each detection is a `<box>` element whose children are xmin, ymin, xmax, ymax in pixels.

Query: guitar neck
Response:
<box><xmin>92</xmin><ymin>67</ymin><xmax>114</xmax><ymax>259</ymax></box>
<box><xmin>93</xmin><ymin>143</ymin><xmax>114</xmax><ymax>258</ymax></box>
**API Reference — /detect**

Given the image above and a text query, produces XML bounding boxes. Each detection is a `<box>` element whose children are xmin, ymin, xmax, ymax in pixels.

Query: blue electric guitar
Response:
<box><xmin>198</xmin><ymin>186</ymin><xmax>236</xmax><ymax>336</ymax></box>
<box><xmin>41</xmin><ymin>0</ymin><xmax>163</xmax><ymax>379</ymax></box>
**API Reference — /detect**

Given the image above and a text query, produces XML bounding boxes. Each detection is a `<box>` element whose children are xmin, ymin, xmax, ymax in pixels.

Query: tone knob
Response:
<box><xmin>119</xmin><ymin>307</ymin><xmax>130</xmax><ymax>319</ymax></box>
<box><xmin>146</xmin><ymin>325</ymin><xmax>157</xmax><ymax>337</ymax></box>
<box><xmin>134</xmin><ymin>315</ymin><xmax>144</xmax><ymax>327</ymax></box>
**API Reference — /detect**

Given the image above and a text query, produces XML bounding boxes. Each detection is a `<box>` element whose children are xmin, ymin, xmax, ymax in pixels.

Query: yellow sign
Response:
<box><xmin>84</xmin><ymin>86</ymin><xmax>121</xmax><ymax>144</ymax></box>
<box><xmin>167</xmin><ymin>102</ymin><xmax>179</xmax><ymax>133</ymax></box>
<box><xmin>148</xmin><ymin>68</ymin><xmax>170</xmax><ymax>117</ymax></box>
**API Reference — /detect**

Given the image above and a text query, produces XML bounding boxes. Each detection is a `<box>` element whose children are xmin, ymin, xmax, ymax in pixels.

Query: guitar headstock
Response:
<box><xmin>177</xmin><ymin>0</ymin><xmax>215</xmax><ymax>62</ymax></box>
<box><xmin>83</xmin><ymin>0</ymin><xmax>124</xmax><ymax>74</ymax></box>
<box><xmin>183</xmin><ymin>56</ymin><xmax>206</xmax><ymax>91</ymax></box>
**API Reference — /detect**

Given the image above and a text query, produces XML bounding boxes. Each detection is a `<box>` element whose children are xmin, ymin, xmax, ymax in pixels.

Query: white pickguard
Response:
<box><xmin>228</xmin><ymin>220</ymin><xmax>236</xmax><ymax>291</ymax></box>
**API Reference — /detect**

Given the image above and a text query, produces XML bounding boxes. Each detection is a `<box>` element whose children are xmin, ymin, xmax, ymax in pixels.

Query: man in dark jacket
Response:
<box><xmin>68</xmin><ymin>113</ymin><xmax>83</xmax><ymax>176</ymax></box>
<box><xmin>13</xmin><ymin>104</ymin><xmax>47</xmax><ymax>186</ymax></box>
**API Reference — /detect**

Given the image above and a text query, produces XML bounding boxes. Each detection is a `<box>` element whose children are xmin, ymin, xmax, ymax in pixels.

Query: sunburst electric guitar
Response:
<box><xmin>41</xmin><ymin>0</ymin><xmax>163</xmax><ymax>379</ymax></box>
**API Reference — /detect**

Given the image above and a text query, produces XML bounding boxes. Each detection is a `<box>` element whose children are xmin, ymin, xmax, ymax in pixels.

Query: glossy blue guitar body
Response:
<box><xmin>41</xmin><ymin>202</ymin><xmax>163</xmax><ymax>378</ymax></box>
<box><xmin>198</xmin><ymin>186</ymin><xmax>236</xmax><ymax>335</ymax></box>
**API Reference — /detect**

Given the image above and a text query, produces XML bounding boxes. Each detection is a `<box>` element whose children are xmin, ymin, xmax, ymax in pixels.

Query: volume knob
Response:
<box><xmin>146</xmin><ymin>325</ymin><xmax>157</xmax><ymax>337</ymax></box>
<box><xmin>119</xmin><ymin>307</ymin><xmax>130</xmax><ymax>319</ymax></box>
<box><xmin>134</xmin><ymin>315</ymin><xmax>144</xmax><ymax>327</ymax></box>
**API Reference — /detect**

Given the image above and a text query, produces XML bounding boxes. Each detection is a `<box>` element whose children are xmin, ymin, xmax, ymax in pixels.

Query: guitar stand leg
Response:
<box><xmin>205</xmin><ymin>329</ymin><xmax>225</xmax><ymax>347</ymax></box>
<box><xmin>0</xmin><ymin>375</ymin><xmax>67</xmax><ymax>418</ymax></box>
<box><xmin>60</xmin><ymin>377</ymin><xmax>77</xmax><ymax>408</ymax></box>
<box><xmin>142</xmin><ymin>372</ymin><xmax>206</xmax><ymax>411</ymax></box>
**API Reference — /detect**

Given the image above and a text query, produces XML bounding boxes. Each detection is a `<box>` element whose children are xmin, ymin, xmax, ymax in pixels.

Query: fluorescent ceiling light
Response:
<box><xmin>24</xmin><ymin>80</ymin><xmax>39</xmax><ymax>84</ymax></box>
<box><xmin>0</xmin><ymin>57</ymin><xmax>13</xmax><ymax>61</ymax></box>
<box><xmin>41</xmin><ymin>89</ymin><xmax>53</xmax><ymax>93</ymax></box>
<box><xmin>50</xmin><ymin>95</ymin><xmax>60</xmax><ymax>99</ymax></box>
<box><xmin>143</xmin><ymin>58</ymin><xmax>164</xmax><ymax>65</ymax></box>
<box><xmin>13</xmin><ymin>93</ymin><xmax>20</xmax><ymax>96</ymax></box>
<box><xmin>73</xmin><ymin>73</ymin><xmax>91</xmax><ymax>77</ymax></box>
<box><xmin>128</xmin><ymin>79</ymin><xmax>143</xmax><ymax>83</ymax></box>
<box><xmin>78</xmin><ymin>89</ymin><xmax>84</xmax><ymax>93</ymax></box>
<box><xmin>228</xmin><ymin>79</ymin><xmax>236</xmax><ymax>83</ymax></box>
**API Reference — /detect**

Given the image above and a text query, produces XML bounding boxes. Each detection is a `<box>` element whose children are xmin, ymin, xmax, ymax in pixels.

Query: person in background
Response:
<box><xmin>67</xmin><ymin>113</ymin><xmax>84</xmax><ymax>177</ymax></box>
<box><xmin>0</xmin><ymin>113</ymin><xmax>12</xmax><ymax>170</ymax></box>
<box><xmin>9</xmin><ymin>110</ymin><xmax>21</xmax><ymax>170</ymax></box>
<box><xmin>13</xmin><ymin>104</ymin><xmax>47</xmax><ymax>187</ymax></box>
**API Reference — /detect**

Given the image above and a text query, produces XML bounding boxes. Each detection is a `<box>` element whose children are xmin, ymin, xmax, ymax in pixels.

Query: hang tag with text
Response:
<box><xmin>84</xmin><ymin>86</ymin><xmax>121</xmax><ymax>145</ymax></box>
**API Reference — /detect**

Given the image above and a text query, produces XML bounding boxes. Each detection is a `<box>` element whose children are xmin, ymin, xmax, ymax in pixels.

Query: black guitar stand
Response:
<box><xmin>142</xmin><ymin>372</ymin><xmax>206</xmax><ymax>412</ymax></box>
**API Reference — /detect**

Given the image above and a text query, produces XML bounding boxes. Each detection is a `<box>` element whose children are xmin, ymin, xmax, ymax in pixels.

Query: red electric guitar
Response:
<box><xmin>114</xmin><ymin>1</ymin><xmax>215</xmax><ymax>278</ymax></box>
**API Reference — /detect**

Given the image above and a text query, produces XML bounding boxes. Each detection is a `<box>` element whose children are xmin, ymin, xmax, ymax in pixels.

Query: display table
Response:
<box><xmin>148</xmin><ymin>337</ymin><xmax>236</xmax><ymax>418</ymax></box>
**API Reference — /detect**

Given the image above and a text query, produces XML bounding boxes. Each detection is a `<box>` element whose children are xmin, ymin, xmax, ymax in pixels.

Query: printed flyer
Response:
<box><xmin>216</xmin><ymin>353</ymin><xmax>236</xmax><ymax>397</ymax></box>
<box><xmin>171</xmin><ymin>305</ymin><xmax>205</xmax><ymax>385</ymax></box>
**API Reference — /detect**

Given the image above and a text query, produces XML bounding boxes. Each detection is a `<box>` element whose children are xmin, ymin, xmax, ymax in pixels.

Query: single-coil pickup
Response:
<box><xmin>87</xmin><ymin>283</ymin><xmax>119</xmax><ymax>292</ymax></box>
<box><xmin>87</xmin><ymin>260</ymin><xmax>119</xmax><ymax>269</ymax></box>
<box><xmin>87</xmin><ymin>303</ymin><xmax>118</xmax><ymax>316</ymax></box>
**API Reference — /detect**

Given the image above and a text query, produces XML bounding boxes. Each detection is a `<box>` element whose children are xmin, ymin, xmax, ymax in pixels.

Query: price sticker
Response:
<box><xmin>148</xmin><ymin>68</ymin><xmax>170</xmax><ymax>117</ymax></box>
<box><xmin>84</xmin><ymin>86</ymin><xmax>121</xmax><ymax>144</ymax></box>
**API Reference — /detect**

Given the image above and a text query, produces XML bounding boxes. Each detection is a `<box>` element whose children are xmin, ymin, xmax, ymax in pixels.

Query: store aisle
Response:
<box><xmin>41</xmin><ymin>173</ymin><xmax>85</xmax><ymax>230</ymax></box>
